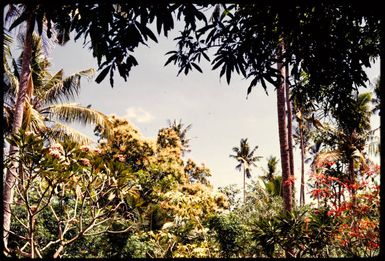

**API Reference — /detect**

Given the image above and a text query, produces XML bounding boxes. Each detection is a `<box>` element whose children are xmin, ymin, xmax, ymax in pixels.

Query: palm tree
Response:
<box><xmin>261</xmin><ymin>156</ymin><xmax>282</xmax><ymax>198</ymax></box>
<box><xmin>3</xmin><ymin>32</ymin><xmax>110</xmax><ymax>251</ymax></box>
<box><xmin>167</xmin><ymin>119</ymin><xmax>192</xmax><ymax>156</ymax></box>
<box><xmin>230</xmin><ymin>138</ymin><xmax>262</xmax><ymax>203</ymax></box>
<box><xmin>276</xmin><ymin>42</ymin><xmax>293</xmax><ymax>213</ymax></box>
<box><xmin>371</xmin><ymin>78</ymin><xmax>380</xmax><ymax>115</ymax></box>
<box><xmin>291</xmin><ymin>81</ymin><xmax>318</xmax><ymax>206</ymax></box>
<box><xmin>285</xmin><ymin>66</ymin><xmax>295</xmax><ymax>198</ymax></box>
<box><xmin>4</xmin><ymin>33</ymin><xmax>112</xmax><ymax>144</ymax></box>
<box><xmin>308</xmin><ymin>92</ymin><xmax>373</xmax><ymax>205</ymax></box>
<box><xmin>336</xmin><ymin>92</ymin><xmax>373</xmax><ymax>203</ymax></box>
<box><xmin>3</xmin><ymin>6</ymin><xmax>35</xmax><ymax>249</ymax></box>
<box><xmin>262</xmin><ymin>156</ymin><xmax>279</xmax><ymax>182</ymax></box>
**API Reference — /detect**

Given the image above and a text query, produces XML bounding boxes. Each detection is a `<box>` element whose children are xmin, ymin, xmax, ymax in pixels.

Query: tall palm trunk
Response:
<box><xmin>285</xmin><ymin>65</ymin><xmax>295</xmax><ymax>204</ymax></box>
<box><xmin>299</xmin><ymin>112</ymin><xmax>305</xmax><ymax>206</ymax></box>
<box><xmin>243</xmin><ymin>167</ymin><xmax>246</xmax><ymax>203</ymax></box>
<box><xmin>276</xmin><ymin>43</ymin><xmax>292</xmax><ymax>213</ymax></box>
<box><xmin>3</xmin><ymin>11</ymin><xmax>34</xmax><ymax>250</ymax></box>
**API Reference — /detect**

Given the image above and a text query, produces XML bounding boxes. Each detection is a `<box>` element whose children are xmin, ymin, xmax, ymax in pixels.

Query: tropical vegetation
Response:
<box><xmin>2</xmin><ymin>2</ymin><xmax>381</xmax><ymax>258</ymax></box>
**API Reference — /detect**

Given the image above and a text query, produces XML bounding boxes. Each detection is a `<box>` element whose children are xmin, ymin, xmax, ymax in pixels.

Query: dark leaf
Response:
<box><xmin>202</xmin><ymin>51</ymin><xmax>210</xmax><ymax>62</ymax></box>
<box><xmin>226</xmin><ymin>66</ymin><xmax>232</xmax><ymax>84</ymax></box>
<box><xmin>164</xmin><ymin>54</ymin><xmax>177</xmax><ymax>67</ymax></box>
<box><xmin>8</xmin><ymin>11</ymin><xmax>29</xmax><ymax>31</ymax></box>
<box><xmin>219</xmin><ymin>64</ymin><xmax>226</xmax><ymax>78</ymax></box>
<box><xmin>191</xmin><ymin>62</ymin><xmax>203</xmax><ymax>73</ymax></box>
<box><xmin>95</xmin><ymin>65</ymin><xmax>111</xmax><ymax>84</ymax></box>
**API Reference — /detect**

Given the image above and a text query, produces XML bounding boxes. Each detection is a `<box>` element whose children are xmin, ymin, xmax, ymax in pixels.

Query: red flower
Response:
<box><xmin>311</xmin><ymin>188</ymin><xmax>322</xmax><ymax>198</ymax></box>
<box><xmin>283</xmin><ymin>175</ymin><xmax>296</xmax><ymax>187</ymax></box>
<box><xmin>327</xmin><ymin>176</ymin><xmax>339</xmax><ymax>182</ymax></box>
<box><xmin>348</xmin><ymin>183</ymin><xmax>358</xmax><ymax>190</ymax></box>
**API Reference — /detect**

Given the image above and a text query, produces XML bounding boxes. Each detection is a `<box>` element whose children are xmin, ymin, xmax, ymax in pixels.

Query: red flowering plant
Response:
<box><xmin>308</xmin><ymin>159</ymin><xmax>380</xmax><ymax>257</ymax></box>
<box><xmin>309</xmin><ymin>160</ymin><xmax>347</xmax><ymax>208</ymax></box>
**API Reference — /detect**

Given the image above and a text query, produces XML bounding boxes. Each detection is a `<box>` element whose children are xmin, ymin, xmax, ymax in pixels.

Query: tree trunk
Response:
<box><xmin>285</xmin><ymin>65</ymin><xmax>295</xmax><ymax>202</ymax></box>
<box><xmin>276</xmin><ymin>43</ymin><xmax>292</xmax><ymax>213</ymax></box>
<box><xmin>349</xmin><ymin>158</ymin><xmax>356</xmax><ymax>205</ymax></box>
<box><xmin>3</xmin><ymin>12</ymin><xmax>34</xmax><ymax>250</ymax></box>
<box><xmin>243</xmin><ymin>168</ymin><xmax>246</xmax><ymax>203</ymax></box>
<box><xmin>299</xmin><ymin>111</ymin><xmax>305</xmax><ymax>206</ymax></box>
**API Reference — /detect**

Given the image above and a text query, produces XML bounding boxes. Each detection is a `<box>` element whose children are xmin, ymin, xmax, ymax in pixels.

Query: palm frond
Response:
<box><xmin>49</xmin><ymin>122</ymin><xmax>93</xmax><ymax>145</ymax></box>
<box><xmin>3</xmin><ymin>56</ymin><xmax>19</xmax><ymax>99</ymax></box>
<box><xmin>23</xmin><ymin>100</ymin><xmax>33</xmax><ymax>131</ymax></box>
<box><xmin>11</xmin><ymin>57</ymin><xmax>21</xmax><ymax>80</ymax></box>
<box><xmin>4</xmin><ymin>4</ymin><xmax>23</xmax><ymax>27</ymax></box>
<box><xmin>42</xmin><ymin>69</ymin><xmax>95</xmax><ymax>105</ymax></box>
<box><xmin>3</xmin><ymin>29</ymin><xmax>13</xmax><ymax>58</ymax></box>
<box><xmin>54</xmin><ymin>19</ymin><xmax>71</xmax><ymax>45</ymax></box>
<box><xmin>24</xmin><ymin>104</ymin><xmax>47</xmax><ymax>134</ymax></box>
<box><xmin>249</xmin><ymin>145</ymin><xmax>260</xmax><ymax>158</ymax></box>
<box><xmin>47</xmin><ymin>103</ymin><xmax>112</xmax><ymax>137</ymax></box>
<box><xmin>3</xmin><ymin>105</ymin><xmax>14</xmax><ymax>137</ymax></box>
<box><xmin>39</xmin><ymin>69</ymin><xmax>64</xmax><ymax>97</ymax></box>
<box><xmin>235</xmin><ymin>163</ymin><xmax>242</xmax><ymax>172</ymax></box>
<box><xmin>312</xmin><ymin>150</ymin><xmax>341</xmax><ymax>167</ymax></box>
<box><xmin>352</xmin><ymin>149</ymin><xmax>368</xmax><ymax>168</ymax></box>
<box><xmin>245</xmin><ymin>168</ymin><xmax>251</xmax><ymax>179</ymax></box>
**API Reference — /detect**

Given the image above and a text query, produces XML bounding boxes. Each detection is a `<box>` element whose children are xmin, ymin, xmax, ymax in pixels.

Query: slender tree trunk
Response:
<box><xmin>29</xmin><ymin>215</ymin><xmax>35</xmax><ymax>258</ymax></box>
<box><xmin>277</xmin><ymin>43</ymin><xmax>292</xmax><ymax>213</ymax></box>
<box><xmin>349</xmin><ymin>158</ymin><xmax>356</xmax><ymax>205</ymax></box>
<box><xmin>285</xmin><ymin>66</ymin><xmax>295</xmax><ymax>203</ymax></box>
<box><xmin>3</xmin><ymin>12</ymin><xmax>34</xmax><ymax>250</ymax></box>
<box><xmin>299</xmin><ymin>112</ymin><xmax>305</xmax><ymax>206</ymax></box>
<box><xmin>243</xmin><ymin>168</ymin><xmax>246</xmax><ymax>203</ymax></box>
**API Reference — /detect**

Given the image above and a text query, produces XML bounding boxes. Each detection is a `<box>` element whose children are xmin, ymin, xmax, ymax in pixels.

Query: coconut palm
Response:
<box><xmin>3</xmin><ymin>4</ymin><xmax>72</xmax><ymax>249</ymax></box>
<box><xmin>334</xmin><ymin>92</ymin><xmax>372</xmax><ymax>203</ymax></box>
<box><xmin>3</xmin><ymin>33</ymin><xmax>111</xmax><ymax>251</ymax></box>
<box><xmin>260</xmin><ymin>156</ymin><xmax>282</xmax><ymax>198</ymax></box>
<box><xmin>276</xmin><ymin>44</ymin><xmax>293</xmax><ymax>213</ymax></box>
<box><xmin>230</xmin><ymin>138</ymin><xmax>262</xmax><ymax>203</ymax></box>
<box><xmin>261</xmin><ymin>156</ymin><xmax>279</xmax><ymax>182</ymax></box>
<box><xmin>3</xmin><ymin>8</ymin><xmax>34</xmax><ymax>248</ymax></box>
<box><xmin>4</xmin><ymin>33</ymin><xmax>112</xmax><ymax>144</ymax></box>
<box><xmin>291</xmin><ymin>90</ymin><xmax>319</xmax><ymax>206</ymax></box>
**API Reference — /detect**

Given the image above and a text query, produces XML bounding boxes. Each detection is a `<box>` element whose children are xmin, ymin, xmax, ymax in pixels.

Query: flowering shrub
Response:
<box><xmin>309</xmin><ymin>160</ymin><xmax>380</xmax><ymax>257</ymax></box>
<box><xmin>5</xmin><ymin>131</ymin><xmax>135</xmax><ymax>258</ymax></box>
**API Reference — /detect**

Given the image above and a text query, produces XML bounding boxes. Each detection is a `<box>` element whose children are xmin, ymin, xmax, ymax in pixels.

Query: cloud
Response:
<box><xmin>123</xmin><ymin>107</ymin><xmax>155</xmax><ymax>123</ymax></box>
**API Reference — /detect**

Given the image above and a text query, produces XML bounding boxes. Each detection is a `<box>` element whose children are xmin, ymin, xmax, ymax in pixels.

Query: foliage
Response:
<box><xmin>3</xmin><ymin>33</ymin><xmax>109</xmax><ymax>145</ymax></box>
<box><xmin>308</xmin><ymin>161</ymin><xmax>380</xmax><ymax>257</ymax></box>
<box><xmin>217</xmin><ymin>184</ymin><xmax>241</xmax><ymax>211</ymax></box>
<box><xmin>208</xmin><ymin>213</ymin><xmax>245</xmax><ymax>258</ymax></box>
<box><xmin>4</xmin><ymin>3</ymin><xmax>380</xmax><ymax>258</ymax></box>
<box><xmin>166</xmin><ymin>3</ymin><xmax>380</xmax><ymax>109</ymax></box>
<box><xmin>5</xmin><ymin>130</ymin><xmax>133</xmax><ymax>258</ymax></box>
<box><xmin>4</xmin><ymin>122</ymin><xmax>379</xmax><ymax>258</ymax></box>
<box><xmin>167</xmin><ymin>119</ymin><xmax>192</xmax><ymax>155</ymax></box>
<box><xmin>184</xmin><ymin>159</ymin><xmax>211</xmax><ymax>186</ymax></box>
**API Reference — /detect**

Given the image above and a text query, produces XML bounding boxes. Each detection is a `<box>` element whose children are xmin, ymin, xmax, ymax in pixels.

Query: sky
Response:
<box><xmin>45</xmin><ymin>18</ymin><xmax>381</xmax><ymax>202</ymax></box>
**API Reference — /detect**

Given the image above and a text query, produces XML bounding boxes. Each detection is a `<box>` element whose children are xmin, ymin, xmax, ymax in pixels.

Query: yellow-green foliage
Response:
<box><xmin>93</xmin><ymin>116</ymin><xmax>228</xmax><ymax>257</ymax></box>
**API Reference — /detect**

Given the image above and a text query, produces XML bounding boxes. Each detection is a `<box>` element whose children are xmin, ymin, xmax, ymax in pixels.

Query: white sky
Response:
<box><xmin>47</xmin><ymin>20</ymin><xmax>380</xmax><ymax>203</ymax></box>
